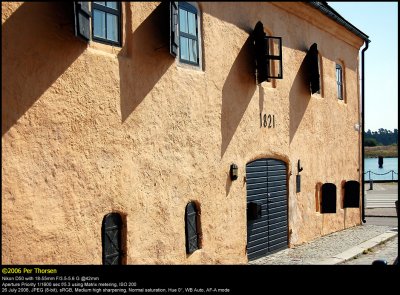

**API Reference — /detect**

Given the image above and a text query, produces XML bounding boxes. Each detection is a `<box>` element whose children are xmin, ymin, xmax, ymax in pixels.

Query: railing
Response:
<box><xmin>364</xmin><ymin>170</ymin><xmax>398</xmax><ymax>181</ymax></box>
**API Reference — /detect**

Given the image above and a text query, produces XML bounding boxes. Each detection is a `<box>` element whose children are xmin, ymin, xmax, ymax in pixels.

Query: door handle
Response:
<box><xmin>267</xmin><ymin>193</ymin><xmax>272</xmax><ymax>203</ymax></box>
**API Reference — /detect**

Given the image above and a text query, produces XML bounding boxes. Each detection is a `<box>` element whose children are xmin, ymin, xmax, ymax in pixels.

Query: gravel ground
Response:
<box><xmin>250</xmin><ymin>224</ymin><xmax>395</xmax><ymax>265</ymax></box>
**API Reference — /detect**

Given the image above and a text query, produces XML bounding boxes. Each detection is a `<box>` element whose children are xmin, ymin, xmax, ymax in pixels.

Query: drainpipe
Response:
<box><xmin>361</xmin><ymin>39</ymin><xmax>370</xmax><ymax>224</ymax></box>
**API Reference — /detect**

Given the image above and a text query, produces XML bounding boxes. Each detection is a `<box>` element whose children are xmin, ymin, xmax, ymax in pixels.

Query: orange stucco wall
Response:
<box><xmin>2</xmin><ymin>2</ymin><xmax>364</xmax><ymax>264</ymax></box>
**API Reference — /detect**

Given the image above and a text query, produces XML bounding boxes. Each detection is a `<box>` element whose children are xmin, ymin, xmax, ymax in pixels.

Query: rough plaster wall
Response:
<box><xmin>2</xmin><ymin>2</ymin><xmax>362</xmax><ymax>264</ymax></box>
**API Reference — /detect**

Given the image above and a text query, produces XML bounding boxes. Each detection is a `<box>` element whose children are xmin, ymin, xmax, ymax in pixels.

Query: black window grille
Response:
<box><xmin>102</xmin><ymin>213</ymin><xmax>123</xmax><ymax>265</ymax></box>
<box><xmin>185</xmin><ymin>202</ymin><xmax>199</xmax><ymax>254</ymax></box>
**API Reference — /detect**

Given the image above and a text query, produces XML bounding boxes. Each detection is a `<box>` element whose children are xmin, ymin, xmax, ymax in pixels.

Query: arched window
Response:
<box><xmin>102</xmin><ymin>213</ymin><xmax>123</xmax><ymax>265</ymax></box>
<box><xmin>343</xmin><ymin>180</ymin><xmax>360</xmax><ymax>208</ymax></box>
<box><xmin>185</xmin><ymin>201</ymin><xmax>200</xmax><ymax>254</ymax></box>
<box><xmin>321</xmin><ymin>183</ymin><xmax>337</xmax><ymax>213</ymax></box>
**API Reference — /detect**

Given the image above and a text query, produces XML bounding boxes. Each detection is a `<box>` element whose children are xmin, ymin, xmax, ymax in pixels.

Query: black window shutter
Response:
<box><xmin>102</xmin><ymin>213</ymin><xmax>123</xmax><ymax>265</ymax></box>
<box><xmin>74</xmin><ymin>2</ymin><xmax>91</xmax><ymax>42</ymax></box>
<box><xmin>170</xmin><ymin>2</ymin><xmax>179</xmax><ymax>57</ymax></box>
<box><xmin>308</xmin><ymin>43</ymin><xmax>320</xmax><ymax>94</ymax></box>
<box><xmin>321</xmin><ymin>183</ymin><xmax>337</xmax><ymax>213</ymax></box>
<box><xmin>253</xmin><ymin>21</ymin><xmax>269</xmax><ymax>84</ymax></box>
<box><xmin>185</xmin><ymin>202</ymin><xmax>199</xmax><ymax>254</ymax></box>
<box><xmin>343</xmin><ymin>181</ymin><xmax>360</xmax><ymax>208</ymax></box>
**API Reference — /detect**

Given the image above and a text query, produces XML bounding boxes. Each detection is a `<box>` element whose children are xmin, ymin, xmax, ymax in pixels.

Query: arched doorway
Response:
<box><xmin>246</xmin><ymin>158</ymin><xmax>288</xmax><ymax>260</ymax></box>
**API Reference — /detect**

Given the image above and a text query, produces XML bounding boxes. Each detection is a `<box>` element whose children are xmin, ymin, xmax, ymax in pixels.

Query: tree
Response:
<box><xmin>363</xmin><ymin>129</ymin><xmax>398</xmax><ymax>146</ymax></box>
<box><xmin>364</xmin><ymin>137</ymin><xmax>378</xmax><ymax>147</ymax></box>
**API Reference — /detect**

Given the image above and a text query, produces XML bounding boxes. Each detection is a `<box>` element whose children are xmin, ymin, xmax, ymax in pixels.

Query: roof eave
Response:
<box><xmin>308</xmin><ymin>2</ymin><xmax>370</xmax><ymax>43</ymax></box>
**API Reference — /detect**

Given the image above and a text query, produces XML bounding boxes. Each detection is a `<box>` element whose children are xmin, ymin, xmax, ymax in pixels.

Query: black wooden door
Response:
<box><xmin>246</xmin><ymin>158</ymin><xmax>288</xmax><ymax>260</ymax></box>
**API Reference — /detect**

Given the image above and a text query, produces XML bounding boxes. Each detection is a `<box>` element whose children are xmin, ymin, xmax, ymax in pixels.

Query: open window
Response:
<box><xmin>307</xmin><ymin>43</ymin><xmax>320</xmax><ymax>94</ymax></box>
<box><xmin>73</xmin><ymin>2</ymin><xmax>122</xmax><ymax>46</ymax></box>
<box><xmin>253</xmin><ymin>21</ymin><xmax>283</xmax><ymax>84</ymax></box>
<box><xmin>170</xmin><ymin>2</ymin><xmax>202</xmax><ymax>67</ymax></box>
<box><xmin>74</xmin><ymin>2</ymin><xmax>91</xmax><ymax>41</ymax></box>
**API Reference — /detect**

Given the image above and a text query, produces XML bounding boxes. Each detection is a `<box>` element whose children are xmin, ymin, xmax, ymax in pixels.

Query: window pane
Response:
<box><xmin>106</xmin><ymin>13</ymin><xmax>118</xmax><ymax>42</ymax></box>
<box><xmin>188</xmin><ymin>12</ymin><xmax>196</xmax><ymax>36</ymax></box>
<box><xmin>94</xmin><ymin>2</ymin><xmax>106</xmax><ymax>6</ymax></box>
<box><xmin>106</xmin><ymin>2</ymin><xmax>117</xmax><ymax>9</ymax></box>
<box><xmin>179</xmin><ymin>9</ymin><xmax>188</xmax><ymax>33</ymax></box>
<box><xmin>180</xmin><ymin>36</ymin><xmax>189</xmax><ymax>61</ymax></box>
<box><xmin>189</xmin><ymin>39</ymin><xmax>197</xmax><ymax>63</ymax></box>
<box><xmin>93</xmin><ymin>9</ymin><xmax>106</xmax><ymax>39</ymax></box>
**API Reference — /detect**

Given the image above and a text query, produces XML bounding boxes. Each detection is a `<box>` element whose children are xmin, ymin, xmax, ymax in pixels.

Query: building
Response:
<box><xmin>2</xmin><ymin>2</ymin><xmax>370</xmax><ymax>264</ymax></box>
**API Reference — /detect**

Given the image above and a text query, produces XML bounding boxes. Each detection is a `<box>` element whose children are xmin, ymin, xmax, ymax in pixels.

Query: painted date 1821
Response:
<box><xmin>260</xmin><ymin>113</ymin><xmax>275</xmax><ymax>128</ymax></box>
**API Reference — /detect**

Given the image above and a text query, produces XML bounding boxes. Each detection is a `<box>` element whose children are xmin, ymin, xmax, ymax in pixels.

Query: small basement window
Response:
<box><xmin>102</xmin><ymin>212</ymin><xmax>123</xmax><ymax>265</ymax></box>
<box><xmin>343</xmin><ymin>180</ymin><xmax>360</xmax><ymax>208</ymax></box>
<box><xmin>185</xmin><ymin>201</ymin><xmax>200</xmax><ymax>254</ymax></box>
<box><xmin>321</xmin><ymin>183</ymin><xmax>337</xmax><ymax>213</ymax></box>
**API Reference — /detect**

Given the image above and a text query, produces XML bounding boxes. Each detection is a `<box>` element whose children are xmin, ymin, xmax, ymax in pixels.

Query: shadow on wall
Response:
<box><xmin>289</xmin><ymin>48</ymin><xmax>312</xmax><ymax>144</ymax></box>
<box><xmin>118</xmin><ymin>2</ymin><xmax>173</xmax><ymax>123</ymax></box>
<box><xmin>221</xmin><ymin>36</ymin><xmax>256</xmax><ymax>158</ymax></box>
<box><xmin>2</xmin><ymin>2</ymin><xmax>86</xmax><ymax>136</ymax></box>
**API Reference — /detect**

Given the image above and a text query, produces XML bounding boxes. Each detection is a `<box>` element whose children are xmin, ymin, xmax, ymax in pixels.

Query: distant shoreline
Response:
<box><xmin>364</xmin><ymin>145</ymin><xmax>398</xmax><ymax>158</ymax></box>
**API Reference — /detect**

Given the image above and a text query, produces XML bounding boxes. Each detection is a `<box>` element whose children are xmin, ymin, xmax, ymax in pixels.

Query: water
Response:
<box><xmin>364</xmin><ymin>157</ymin><xmax>398</xmax><ymax>181</ymax></box>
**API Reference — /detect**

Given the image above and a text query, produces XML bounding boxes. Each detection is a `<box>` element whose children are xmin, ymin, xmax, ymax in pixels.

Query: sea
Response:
<box><xmin>364</xmin><ymin>157</ymin><xmax>398</xmax><ymax>181</ymax></box>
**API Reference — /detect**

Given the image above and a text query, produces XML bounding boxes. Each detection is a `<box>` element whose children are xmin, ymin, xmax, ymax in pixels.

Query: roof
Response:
<box><xmin>307</xmin><ymin>2</ymin><xmax>370</xmax><ymax>42</ymax></box>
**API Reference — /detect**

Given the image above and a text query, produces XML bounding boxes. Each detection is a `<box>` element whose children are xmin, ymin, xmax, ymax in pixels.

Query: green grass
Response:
<box><xmin>364</xmin><ymin>145</ymin><xmax>398</xmax><ymax>158</ymax></box>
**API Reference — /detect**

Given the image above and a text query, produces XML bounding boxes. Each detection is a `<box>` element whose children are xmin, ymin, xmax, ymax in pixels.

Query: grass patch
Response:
<box><xmin>365</xmin><ymin>145</ymin><xmax>398</xmax><ymax>158</ymax></box>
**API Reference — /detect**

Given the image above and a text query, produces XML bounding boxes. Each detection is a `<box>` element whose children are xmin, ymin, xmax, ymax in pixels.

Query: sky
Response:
<box><xmin>327</xmin><ymin>2</ymin><xmax>398</xmax><ymax>132</ymax></box>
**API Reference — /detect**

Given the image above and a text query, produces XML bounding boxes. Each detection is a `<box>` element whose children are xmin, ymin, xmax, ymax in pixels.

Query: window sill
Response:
<box><xmin>89</xmin><ymin>40</ymin><xmax>122</xmax><ymax>56</ymax></box>
<box><xmin>177</xmin><ymin>60</ymin><xmax>204</xmax><ymax>72</ymax></box>
<box><xmin>311</xmin><ymin>92</ymin><xmax>323</xmax><ymax>99</ymax></box>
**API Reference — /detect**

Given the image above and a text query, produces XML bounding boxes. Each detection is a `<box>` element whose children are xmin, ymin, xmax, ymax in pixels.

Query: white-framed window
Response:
<box><xmin>336</xmin><ymin>63</ymin><xmax>344</xmax><ymax>100</ymax></box>
<box><xmin>92</xmin><ymin>2</ymin><xmax>121</xmax><ymax>46</ymax></box>
<box><xmin>178</xmin><ymin>2</ymin><xmax>199</xmax><ymax>65</ymax></box>
<box><xmin>170</xmin><ymin>2</ymin><xmax>202</xmax><ymax>69</ymax></box>
<box><xmin>316</xmin><ymin>52</ymin><xmax>323</xmax><ymax>96</ymax></box>
<box><xmin>74</xmin><ymin>1</ymin><xmax>122</xmax><ymax>47</ymax></box>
